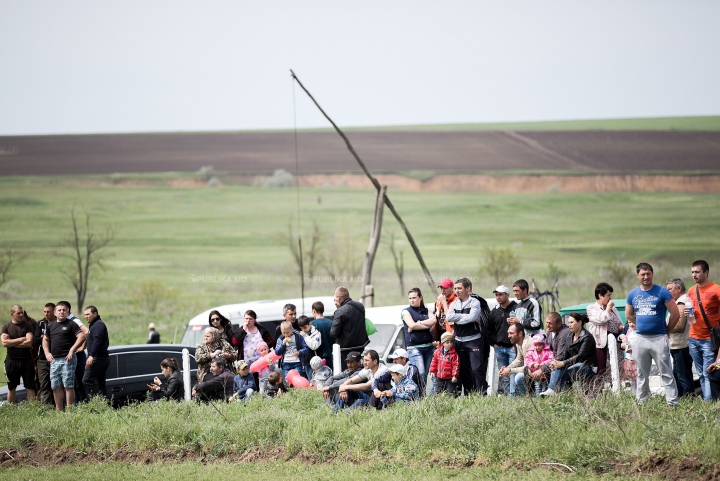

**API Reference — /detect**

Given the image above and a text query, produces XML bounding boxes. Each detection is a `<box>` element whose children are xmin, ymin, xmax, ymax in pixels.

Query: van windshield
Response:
<box><xmin>366</xmin><ymin>325</ymin><xmax>398</xmax><ymax>358</ymax></box>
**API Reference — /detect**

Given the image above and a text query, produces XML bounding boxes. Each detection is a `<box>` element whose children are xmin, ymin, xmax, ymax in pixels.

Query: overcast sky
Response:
<box><xmin>1</xmin><ymin>1</ymin><xmax>719</xmax><ymax>135</ymax></box>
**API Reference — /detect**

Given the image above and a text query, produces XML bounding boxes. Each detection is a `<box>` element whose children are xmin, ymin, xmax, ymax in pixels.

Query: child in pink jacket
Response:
<box><xmin>524</xmin><ymin>333</ymin><xmax>554</xmax><ymax>396</ymax></box>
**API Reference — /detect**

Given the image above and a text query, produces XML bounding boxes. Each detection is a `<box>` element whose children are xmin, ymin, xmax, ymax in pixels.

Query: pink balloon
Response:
<box><xmin>286</xmin><ymin>369</ymin><xmax>310</xmax><ymax>388</ymax></box>
<box><xmin>266</xmin><ymin>352</ymin><xmax>281</xmax><ymax>363</ymax></box>
<box><xmin>249</xmin><ymin>357</ymin><xmax>269</xmax><ymax>373</ymax></box>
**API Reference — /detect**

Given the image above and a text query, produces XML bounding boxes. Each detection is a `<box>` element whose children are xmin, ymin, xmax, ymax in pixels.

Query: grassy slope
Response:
<box><xmin>1</xmin><ymin>180</ymin><xmax>719</xmax><ymax>350</ymax></box>
<box><xmin>1</xmin><ymin>392</ymin><xmax>719</xmax><ymax>475</ymax></box>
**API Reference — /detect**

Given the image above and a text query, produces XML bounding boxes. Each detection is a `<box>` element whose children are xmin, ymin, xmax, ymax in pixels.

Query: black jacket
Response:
<box><xmin>330</xmin><ymin>298</ymin><xmax>368</xmax><ymax>350</ymax></box>
<box><xmin>235</xmin><ymin>324</ymin><xmax>274</xmax><ymax>360</ymax></box>
<box><xmin>87</xmin><ymin>317</ymin><xmax>109</xmax><ymax>359</ymax></box>
<box><xmin>489</xmin><ymin>301</ymin><xmax>517</xmax><ymax>347</ymax></box>
<box><xmin>160</xmin><ymin>369</ymin><xmax>185</xmax><ymax>401</ymax></box>
<box><xmin>194</xmin><ymin>368</ymin><xmax>234</xmax><ymax>402</ymax></box>
<box><xmin>557</xmin><ymin>328</ymin><xmax>597</xmax><ymax>367</ymax></box>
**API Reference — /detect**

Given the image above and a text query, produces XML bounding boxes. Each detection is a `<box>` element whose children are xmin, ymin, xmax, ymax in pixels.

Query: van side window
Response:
<box><xmin>117</xmin><ymin>352</ymin><xmax>168</xmax><ymax>377</ymax></box>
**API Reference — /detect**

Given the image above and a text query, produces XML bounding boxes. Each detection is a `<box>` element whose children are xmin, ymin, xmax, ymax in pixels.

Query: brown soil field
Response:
<box><xmin>2</xmin><ymin>444</ymin><xmax>717</xmax><ymax>480</ymax></box>
<box><xmin>1</xmin><ymin>130</ymin><xmax>719</xmax><ymax>176</ymax></box>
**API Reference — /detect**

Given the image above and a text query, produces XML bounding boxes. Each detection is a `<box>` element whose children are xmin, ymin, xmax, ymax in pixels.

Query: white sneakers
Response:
<box><xmin>538</xmin><ymin>388</ymin><xmax>556</xmax><ymax>397</ymax></box>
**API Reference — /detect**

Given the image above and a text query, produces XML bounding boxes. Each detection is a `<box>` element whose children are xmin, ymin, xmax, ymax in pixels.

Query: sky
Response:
<box><xmin>1</xmin><ymin>1</ymin><xmax>719</xmax><ymax>135</ymax></box>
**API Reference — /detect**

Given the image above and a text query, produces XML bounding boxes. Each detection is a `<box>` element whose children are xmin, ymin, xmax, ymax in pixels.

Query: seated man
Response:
<box><xmin>192</xmin><ymin>359</ymin><xmax>234</xmax><ymax>402</ymax></box>
<box><xmin>334</xmin><ymin>350</ymin><xmax>389</xmax><ymax>412</ymax></box>
<box><xmin>322</xmin><ymin>351</ymin><xmax>363</xmax><ymax>405</ymax></box>
<box><xmin>498</xmin><ymin>323</ymin><xmax>533</xmax><ymax>396</ymax></box>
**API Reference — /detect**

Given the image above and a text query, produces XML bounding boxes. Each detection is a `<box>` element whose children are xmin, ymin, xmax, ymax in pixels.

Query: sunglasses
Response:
<box><xmin>210</xmin><ymin>318</ymin><xmax>221</xmax><ymax>322</ymax></box>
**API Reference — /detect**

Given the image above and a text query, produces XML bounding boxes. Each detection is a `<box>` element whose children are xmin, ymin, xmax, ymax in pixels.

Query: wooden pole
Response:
<box><xmin>290</xmin><ymin>69</ymin><xmax>435</xmax><ymax>292</ymax></box>
<box><xmin>361</xmin><ymin>185</ymin><xmax>386</xmax><ymax>305</ymax></box>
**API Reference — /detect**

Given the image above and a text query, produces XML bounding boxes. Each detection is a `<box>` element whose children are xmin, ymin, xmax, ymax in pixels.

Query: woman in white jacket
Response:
<box><xmin>587</xmin><ymin>282</ymin><xmax>624</xmax><ymax>376</ymax></box>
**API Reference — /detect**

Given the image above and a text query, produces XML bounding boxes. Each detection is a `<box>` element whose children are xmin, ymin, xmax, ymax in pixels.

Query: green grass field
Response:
<box><xmin>1</xmin><ymin>391</ymin><xmax>718</xmax><ymax>478</ymax></box>
<box><xmin>1</xmin><ymin>177</ymin><xmax>718</xmax><ymax>350</ymax></box>
<box><xmin>252</xmin><ymin>115</ymin><xmax>720</xmax><ymax>133</ymax></box>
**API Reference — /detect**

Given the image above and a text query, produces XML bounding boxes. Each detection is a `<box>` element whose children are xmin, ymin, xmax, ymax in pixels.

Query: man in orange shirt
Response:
<box><xmin>686</xmin><ymin>260</ymin><xmax>720</xmax><ymax>401</ymax></box>
<box><xmin>432</xmin><ymin>279</ymin><xmax>457</xmax><ymax>343</ymax></box>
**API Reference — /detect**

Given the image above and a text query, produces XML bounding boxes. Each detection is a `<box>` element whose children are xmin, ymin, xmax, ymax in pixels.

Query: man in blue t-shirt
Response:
<box><xmin>625</xmin><ymin>262</ymin><xmax>680</xmax><ymax>406</ymax></box>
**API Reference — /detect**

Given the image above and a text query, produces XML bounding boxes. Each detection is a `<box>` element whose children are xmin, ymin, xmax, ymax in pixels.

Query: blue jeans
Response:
<box><xmin>670</xmin><ymin>347</ymin><xmax>695</xmax><ymax>397</ymax></box>
<box><xmin>332</xmin><ymin>390</ymin><xmax>371</xmax><ymax>412</ymax></box>
<box><xmin>282</xmin><ymin>362</ymin><xmax>305</xmax><ymax>380</ymax></box>
<box><xmin>548</xmin><ymin>362</ymin><xmax>595</xmax><ymax>392</ymax></box>
<box><xmin>512</xmin><ymin>372</ymin><xmax>528</xmax><ymax>396</ymax></box>
<box><xmin>689</xmin><ymin>338</ymin><xmax>716</xmax><ymax>401</ymax></box>
<box><xmin>494</xmin><ymin>346</ymin><xmax>516</xmax><ymax>396</ymax></box>
<box><xmin>407</xmin><ymin>345</ymin><xmax>434</xmax><ymax>391</ymax></box>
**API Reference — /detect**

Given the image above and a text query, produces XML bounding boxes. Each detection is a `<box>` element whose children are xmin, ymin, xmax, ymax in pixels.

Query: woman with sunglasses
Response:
<box><xmin>208</xmin><ymin>310</ymin><xmax>235</xmax><ymax>345</ymax></box>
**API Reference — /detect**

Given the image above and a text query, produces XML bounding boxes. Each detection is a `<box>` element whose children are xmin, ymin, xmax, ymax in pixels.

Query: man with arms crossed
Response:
<box><xmin>625</xmin><ymin>262</ymin><xmax>679</xmax><ymax>406</ymax></box>
<box><xmin>1</xmin><ymin>305</ymin><xmax>36</xmax><ymax>403</ymax></box>
<box><xmin>43</xmin><ymin>302</ymin><xmax>86</xmax><ymax>410</ymax></box>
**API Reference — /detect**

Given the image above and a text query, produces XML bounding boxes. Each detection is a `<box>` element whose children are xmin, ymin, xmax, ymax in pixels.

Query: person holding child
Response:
<box><xmin>429</xmin><ymin>332</ymin><xmax>459</xmax><ymax>395</ymax></box>
<box><xmin>297</xmin><ymin>315</ymin><xmax>322</xmax><ymax>378</ymax></box>
<box><xmin>275</xmin><ymin>320</ymin><xmax>308</xmax><ymax>379</ymax></box>
<box><xmin>234</xmin><ymin>310</ymin><xmax>274</xmax><ymax>364</ymax></box>
<box><xmin>524</xmin><ymin>333</ymin><xmax>554</xmax><ymax>396</ymax></box>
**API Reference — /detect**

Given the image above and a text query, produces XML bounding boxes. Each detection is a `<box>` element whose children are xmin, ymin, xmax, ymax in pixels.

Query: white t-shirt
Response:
<box><xmin>358</xmin><ymin>364</ymin><xmax>388</xmax><ymax>383</ymax></box>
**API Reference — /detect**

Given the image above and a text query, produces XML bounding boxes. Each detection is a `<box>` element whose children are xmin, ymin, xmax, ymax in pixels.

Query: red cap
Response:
<box><xmin>437</xmin><ymin>278</ymin><xmax>454</xmax><ymax>289</ymax></box>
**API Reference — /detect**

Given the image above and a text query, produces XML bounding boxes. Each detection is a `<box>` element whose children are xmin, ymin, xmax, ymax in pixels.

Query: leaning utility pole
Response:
<box><xmin>290</xmin><ymin>70</ymin><xmax>435</xmax><ymax>295</ymax></box>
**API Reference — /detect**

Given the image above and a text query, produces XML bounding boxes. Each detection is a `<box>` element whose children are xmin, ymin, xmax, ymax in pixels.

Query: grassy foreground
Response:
<box><xmin>2</xmin><ymin>390</ymin><xmax>719</xmax><ymax>474</ymax></box>
<box><xmin>0</xmin><ymin>461</ymin><xmax>655</xmax><ymax>481</ymax></box>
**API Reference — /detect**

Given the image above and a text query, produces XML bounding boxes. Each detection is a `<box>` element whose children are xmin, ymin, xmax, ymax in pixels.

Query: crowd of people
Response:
<box><xmin>4</xmin><ymin>260</ymin><xmax>720</xmax><ymax>411</ymax></box>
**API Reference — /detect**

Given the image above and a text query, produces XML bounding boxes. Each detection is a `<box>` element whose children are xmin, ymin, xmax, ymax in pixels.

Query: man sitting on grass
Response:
<box><xmin>192</xmin><ymin>359</ymin><xmax>234</xmax><ymax>402</ymax></box>
<box><xmin>322</xmin><ymin>351</ymin><xmax>363</xmax><ymax>405</ymax></box>
<box><xmin>334</xmin><ymin>350</ymin><xmax>389</xmax><ymax>412</ymax></box>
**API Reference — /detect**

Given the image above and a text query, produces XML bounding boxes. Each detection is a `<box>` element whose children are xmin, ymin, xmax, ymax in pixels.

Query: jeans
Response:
<box><xmin>670</xmin><ymin>347</ymin><xmax>695</xmax><ymax>397</ymax></box>
<box><xmin>635</xmin><ymin>334</ymin><xmax>678</xmax><ymax>405</ymax></box>
<box><xmin>333</xmin><ymin>390</ymin><xmax>371</xmax><ymax>412</ymax></box>
<box><xmin>407</xmin><ymin>345</ymin><xmax>434</xmax><ymax>392</ymax></box>
<box><xmin>688</xmin><ymin>338</ymin><xmax>716</xmax><ymax>401</ymax></box>
<box><xmin>494</xmin><ymin>346</ymin><xmax>516</xmax><ymax>396</ymax></box>
<box><xmin>512</xmin><ymin>372</ymin><xmax>528</xmax><ymax>396</ymax></box>
<box><xmin>282</xmin><ymin>362</ymin><xmax>305</xmax><ymax>380</ymax></box>
<box><xmin>548</xmin><ymin>362</ymin><xmax>596</xmax><ymax>392</ymax></box>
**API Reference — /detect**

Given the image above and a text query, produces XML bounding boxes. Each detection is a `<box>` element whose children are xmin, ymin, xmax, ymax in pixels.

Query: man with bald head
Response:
<box><xmin>330</xmin><ymin>287</ymin><xmax>368</xmax><ymax>370</ymax></box>
<box><xmin>2</xmin><ymin>304</ymin><xmax>36</xmax><ymax>403</ymax></box>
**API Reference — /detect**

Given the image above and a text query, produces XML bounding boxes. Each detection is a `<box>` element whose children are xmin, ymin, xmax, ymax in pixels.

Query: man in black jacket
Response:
<box><xmin>193</xmin><ymin>359</ymin><xmax>234</xmax><ymax>402</ymax></box>
<box><xmin>330</xmin><ymin>287</ymin><xmax>368</xmax><ymax>370</ymax></box>
<box><xmin>82</xmin><ymin>305</ymin><xmax>110</xmax><ymax>397</ymax></box>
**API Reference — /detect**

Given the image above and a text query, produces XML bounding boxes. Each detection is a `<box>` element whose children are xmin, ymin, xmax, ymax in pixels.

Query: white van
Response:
<box><xmin>180</xmin><ymin>296</ymin><xmax>336</xmax><ymax>346</ymax></box>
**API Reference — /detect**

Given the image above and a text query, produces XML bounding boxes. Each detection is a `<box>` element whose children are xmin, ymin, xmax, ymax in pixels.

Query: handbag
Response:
<box><xmin>695</xmin><ymin>286</ymin><xmax>720</xmax><ymax>352</ymax></box>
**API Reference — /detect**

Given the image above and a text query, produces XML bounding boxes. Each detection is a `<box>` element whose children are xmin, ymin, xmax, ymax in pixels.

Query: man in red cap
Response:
<box><xmin>432</xmin><ymin>279</ymin><xmax>457</xmax><ymax>343</ymax></box>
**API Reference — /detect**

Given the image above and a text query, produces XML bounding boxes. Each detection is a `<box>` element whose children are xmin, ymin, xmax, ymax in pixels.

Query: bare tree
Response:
<box><xmin>0</xmin><ymin>244</ymin><xmax>28</xmax><ymax>289</ymax></box>
<box><xmin>602</xmin><ymin>258</ymin><xmax>634</xmax><ymax>296</ymax></box>
<box><xmin>384</xmin><ymin>229</ymin><xmax>405</xmax><ymax>295</ymax></box>
<box><xmin>63</xmin><ymin>209</ymin><xmax>116</xmax><ymax>312</ymax></box>
<box><xmin>286</xmin><ymin>218</ymin><xmax>324</xmax><ymax>278</ymax></box>
<box><xmin>323</xmin><ymin>230</ymin><xmax>363</xmax><ymax>281</ymax></box>
<box><xmin>478</xmin><ymin>246</ymin><xmax>521</xmax><ymax>286</ymax></box>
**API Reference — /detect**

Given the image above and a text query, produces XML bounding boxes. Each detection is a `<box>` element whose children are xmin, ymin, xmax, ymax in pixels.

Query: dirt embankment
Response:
<box><xmin>2</xmin><ymin>444</ymin><xmax>718</xmax><ymax>480</ymax></box>
<box><xmin>285</xmin><ymin>173</ymin><xmax>720</xmax><ymax>193</ymax></box>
